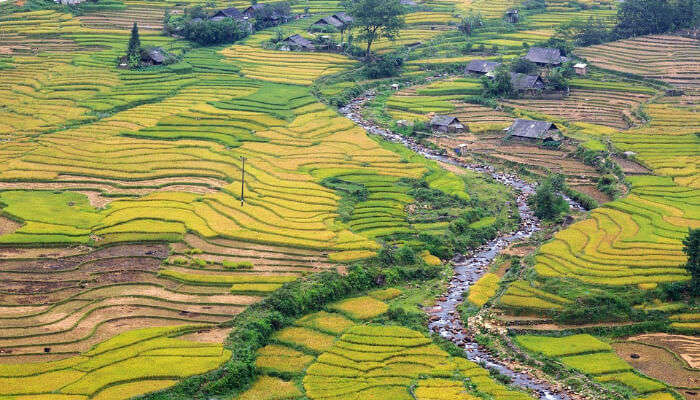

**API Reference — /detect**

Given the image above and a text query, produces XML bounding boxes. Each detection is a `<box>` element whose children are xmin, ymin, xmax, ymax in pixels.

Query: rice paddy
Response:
<box><xmin>517</xmin><ymin>334</ymin><xmax>672</xmax><ymax>397</ymax></box>
<box><xmin>1</xmin><ymin>0</ymin><xmax>698</xmax><ymax>396</ymax></box>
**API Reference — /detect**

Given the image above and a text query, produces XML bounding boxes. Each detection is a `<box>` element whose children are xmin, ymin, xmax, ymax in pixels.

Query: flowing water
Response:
<box><xmin>340</xmin><ymin>92</ymin><xmax>581</xmax><ymax>400</ymax></box>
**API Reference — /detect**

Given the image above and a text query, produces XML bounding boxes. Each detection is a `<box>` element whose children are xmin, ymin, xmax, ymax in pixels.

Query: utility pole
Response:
<box><xmin>240</xmin><ymin>156</ymin><xmax>246</xmax><ymax>206</ymax></box>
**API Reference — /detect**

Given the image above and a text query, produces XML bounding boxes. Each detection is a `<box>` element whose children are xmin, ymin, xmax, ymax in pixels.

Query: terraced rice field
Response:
<box><xmin>0</xmin><ymin>6</ymin><xmax>463</xmax><ymax>398</ymax></box>
<box><xmin>239</xmin><ymin>289</ymin><xmax>538</xmax><ymax>400</ymax></box>
<box><xmin>576</xmin><ymin>35</ymin><xmax>700</xmax><ymax>96</ymax></box>
<box><xmin>502</xmin><ymin>86</ymin><xmax>653</xmax><ymax>129</ymax></box>
<box><xmin>517</xmin><ymin>334</ymin><xmax>673</xmax><ymax>397</ymax></box>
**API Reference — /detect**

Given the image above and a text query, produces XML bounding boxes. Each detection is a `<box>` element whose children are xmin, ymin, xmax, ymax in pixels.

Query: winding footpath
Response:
<box><xmin>340</xmin><ymin>91</ymin><xmax>583</xmax><ymax>400</ymax></box>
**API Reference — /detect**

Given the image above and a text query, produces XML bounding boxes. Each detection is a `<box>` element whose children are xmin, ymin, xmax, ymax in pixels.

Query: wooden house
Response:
<box><xmin>430</xmin><ymin>115</ymin><xmax>466</xmax><ymax>133</ymax></box>
<box><xmin>279</xmin><ymin>34</ymin><xmax>315</xmax><ymax>51</ymax></box>
<box><xmin>525</xmin><ymin>47</ymin><xmax>566</xmax><ymax>66</ymax></box>
<box><xmin>507</xmin><ymin>119</ymin><xmax>561</xmax><ymax>141</ymax></box>
<box><xmin>465</xmin><ymin>59</ymin><xmax>501</xmax><ymax>75</ymax></box>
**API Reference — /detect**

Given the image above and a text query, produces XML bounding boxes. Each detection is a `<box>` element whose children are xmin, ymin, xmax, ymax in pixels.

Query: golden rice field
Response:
<box><xmin>0</xmin><ymin>0</ymin><xmax>699</xmax><ymax>397</ymax></box>
<box><xmin>239</xmin><ymin>291</ymin><xmax>538</xmax><ymax>400</ymax></box>
<box><xmin>517</xmin><ymin>334</ymin><xmax>673</xmax><ymax>397</ymax></box>
<box><xmin>0</xmin><ymin>5</ymin><xmax>462</xmax><ymax>399</ymax></box>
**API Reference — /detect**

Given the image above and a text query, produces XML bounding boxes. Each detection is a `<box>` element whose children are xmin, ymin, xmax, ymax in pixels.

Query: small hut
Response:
<box><xmin>507</xmin><ymin>119</ymin><xmax>561</xmax><ymax>142</ymax></box>
<box><xmin>430</xmin><ymin>115</ymin><xmax>466</xmax><ymax>134</ymax></box>
<box><xmin>510</xmin><ymin>72</ymin><xmax>544</xmax><ymax>94</ymax></box>
<box><xmin>525</xmin><ymin>47</ymin><xmax>566</xmax><ymax>66</ymax></box>
<box><xmin>242</xmin><ymin>4</ymin><xmax>264</xmax><ymax>18</ymax></box>
<box><xmin>504</xmin><ymin>9</ymin><xmax>519</xmax><ymax>23</ymax></box>
<box><xmin>573</xmin><ymin>62</ymin><xmax>587</xmax><ymax>75</ymax></box>
<box><xmin>279</xmin><ymin>34</ymin><xmax>315</xmax><ymax>51</ymax></box>
<box><xmin>332</xmin><ymin>12</ymin><xmax>353</xmax><ymax>25</ymax></box>
<box><xmin>312</xmin><ymin>15</ymin><xmax>344</xmax><ymax>29</ymax></box>
<box><xmin>211</xmin><ymin>7</ymin><xmax>245</xmax><ymax>21</ymax></box>
<box><xmin>465</xmin><ymin>59</ymin><xmax>501</xmax><ymax>75</ymax></box>
<box><xmin>141</xmin><ymin>47</ymin><xmax>166</xmax><ymax>65</ymax></box>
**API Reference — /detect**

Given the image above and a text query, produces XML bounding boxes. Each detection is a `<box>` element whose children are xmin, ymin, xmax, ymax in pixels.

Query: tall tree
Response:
<box><xmin>457</xmin><ymin>12</ymin><xmax>483</xmax><ymax>37</ymax></box>
<box><xmin>683</xmin><ymin>228</ymin><xmax>700</xmax><ymax>294</ymax></box>
<box><xmin>127</xmin><ymin>22</ymin><xmax>141</xmax><ymax>67</ymax></box>
<box><xmin>614</xmin><ymin>0</ymin><xmax>675</xmax><ymax>38</ymax></box>
<box><xmin>343</xmin><ymin>0</ymin><xmax>405</xmax><ymax>56</ymax></box>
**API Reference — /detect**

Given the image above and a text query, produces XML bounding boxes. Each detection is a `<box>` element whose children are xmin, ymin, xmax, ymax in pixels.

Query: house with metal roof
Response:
<box><xmin>510</xmin><ymin>72</ymin><xmax>544</xmax><ymax>93</ymax></box>
<box><xmin>525</xmin><ymin>47</ymin><xmax>566</xmax><ymax>66</ymax></box>
<box><xmin>312</xmin><ymin>15</ymin><xmax>344</xmax><ymax>29</ymax></box>
<box><xmin>211</xmin><ymin>7</ymin><xmax>245</xmax><ymax>21</ymax></box>
<box><xmin>142</xmin><ymin>47</ymin><xmax>166</xmax><ymax>65</ymax></box>
<box><xmin>465</xmin><ymin>59</ymin><xmax>501</xmax><ymax>75</ymax></box>
<box><xmin>430</xmin><ymin>115</ymin><xmax>466</xmax><ymax>133</ymax></box>
<box><xmin>506</xmin><ymin>119</ymin><xmax>561</xmax><ymax>141</ymax></box>
<box><xmin>279</xmin><ymin>34</ymin><xmax>315</xmax><ymax>51</ymax></box>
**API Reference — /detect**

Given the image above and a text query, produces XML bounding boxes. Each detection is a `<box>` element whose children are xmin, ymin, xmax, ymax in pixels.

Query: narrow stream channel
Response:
<box><xmin>340</xmin><ymin>91</ymin><xmax>581</xmax><ymax>400</ymax></box>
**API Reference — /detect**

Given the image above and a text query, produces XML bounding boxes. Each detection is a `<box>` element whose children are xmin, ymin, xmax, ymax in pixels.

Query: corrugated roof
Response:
<box><xmin>431</xmin><ymin>115</ymin><xmax>460</xmax><ymax>126</ymax></box>
<box><xmin>508</xmin><ymin>118</ymin><xmax>558</xmax><ymax>139</ymax></box>
<box><xmin>333</xmin><ymin>12</ymin><xmax>353</xmax><ymax>24</ymax></box>
<box><xmin>314</xmin><ymin>16</ymin><xmax>344</xmax><ymax>28</ymax></box>
<box><xmin>465</xmin><ymin>59</ymin><xmax>501</xmax><ymax>73</ymax></box>
<box><xmin>214</xmin><ymin>7</ymin><xmax>244</xmax><ymax>19</ymax></box>
<box><xmin>509</xmin><ymin>72</ymin><xmax>543</xmax><ymax>90</ymax></box>
<box><xmin>145</xmin><ymin>48</ymin><xmax>166</xmax><ymax>63</ymax></box>
<box><xmin>284</xmin><ymin>34</ymin><xmax>315</xmax><ymax>50</ymax></box>
<box><xmin>525</xmin><ymin>47</ymin><xmax>564</xmax><ymax>65</ymax></box>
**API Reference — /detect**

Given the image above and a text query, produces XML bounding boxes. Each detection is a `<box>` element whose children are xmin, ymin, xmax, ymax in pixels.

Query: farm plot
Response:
<box><xmin>517</xmin><ymin>334</ymin><xmax>671</xmax><ymax>396</ymax></box>
<box><xmin>576</xmin><ymin>34</ymin><xmax>700</xmax><ymax>96</ymax></box>
<box><xmin>221</xmin><ymin>45</ymin><xmax>355</xmax><ymax>86</ymax></box>
<box><xmin>432</xmin><ymin>133</ymin><xmax>608</xmax><ymax>202</ymax></box>
<box><xmin>612</xmin><ymin>101</ymin><xmax>699</xmax><ymax>187</ymax></box>
<box><xmin>501</xmin><ymin>86</ymin><xmax>653</xmax><ymax>129</ymax></box>
<box><xmin>78</xmin><ymin>6</ymin><xmax>167</xmax><ymax>31</ymax></box>
<box><xmin>0</xmin><ymin>243</ymin><xmax>262</xmax><ymax>361</ymax></box>
<box><xmin>612</xmin><ymin>339</ymin><xmax>700</xmax><ymax>393</ymax></box>
<box><xmin>0</xmin><ymin>325</ymin><xmax>230</xmax><ymax>399</ymax></box>
<box><xmin>0</xmin><ymin>6</ymin><xmax>475</xmax><ymax>396</ymax></box>
<box><xmin>532</xmin><ymin>177</ymin><xmax>694</xmax><ymax>286</ymax></box>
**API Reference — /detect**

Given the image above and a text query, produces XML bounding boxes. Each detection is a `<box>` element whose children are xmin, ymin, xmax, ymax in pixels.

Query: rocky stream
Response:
<box><xmin>340</xmin><ymin>91</ymin><xmax>584</xmax><ymax>400</ymax></box>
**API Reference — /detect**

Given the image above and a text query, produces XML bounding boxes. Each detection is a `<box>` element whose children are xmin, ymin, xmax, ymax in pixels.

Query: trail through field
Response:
<box><xmin>341</xmin><ymin>91</ymin><xmax>583</xmax><ymax>400</ymax></box>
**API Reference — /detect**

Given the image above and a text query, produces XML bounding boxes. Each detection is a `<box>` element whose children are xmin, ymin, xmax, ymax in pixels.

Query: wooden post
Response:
<box><xmin>240</xmin><ymin>156</ymin><xmax>246</xmax><ymax>206</ymax></box>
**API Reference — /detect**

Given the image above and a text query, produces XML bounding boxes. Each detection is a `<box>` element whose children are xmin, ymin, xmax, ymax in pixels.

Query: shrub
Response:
<box><xmin>362</xmin><ymin>55</ymin><xmax>404</xmax><ymax>79</ymax></box>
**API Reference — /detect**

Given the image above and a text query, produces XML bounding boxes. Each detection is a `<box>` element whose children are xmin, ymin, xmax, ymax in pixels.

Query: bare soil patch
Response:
<box><xmin>612</xmin><ymin>341</ymin><xmax>700</xmax><ymax>390</ymax></box>
<box><xmin>179</xmin><ymin>327</ymin><xmax>233</xmax><ymax>344</ymax></box>
<box><xmin>0</xmin><ymin>216</ymin><xmax>21</xmax><ymax>236</ymax></box>
<box><xmin>630</xmin><ymin>333</ymin><xmax>700</xmax><ymax>369</ymax></box>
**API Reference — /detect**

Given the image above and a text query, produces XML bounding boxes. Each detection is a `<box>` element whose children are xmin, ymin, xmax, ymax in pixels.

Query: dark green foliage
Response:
<box><xmin>377</xmin><ymin>244</ymin><xmax>418</xmax><ymax>266</ymax></box>
<box><xmin>556</xmin><ymin>293</ymin><xmax>636</xmax><ymax>323</ymax></box>
<box><xmin>546</xmin><ymin>67</ymin><xmax>569</xmax><ymax>91</ymax></box>
<box><xmin>510</xmin><ymin>58</ymin><xmax>538</xmax><ymax>74</ymax></box>
<box><xmin>181</xmin><ymin>18</ymin><xmax>249</xmax><ymax>46</ymax></box>
<box><xmin>321</xmin><ymin>177</ymin><xmax>368</xmax><ymax>221</ymax></box>
<box><xmin>252</xmin><ymin>2</ymin><xmax>291</xmax><ymax>30</ymax></box>
<box><xmin>684</xmin><ymin>228</ymin><xmax>700</xmax><ymax>294</ymax></box>
<box><xmin>555</xmin><ymin>17</ymin><xmax>611</xmax><ymax>46</ymax></box>
<box><xmin>343</xmin><ymin>0</ymin><xmax>406</xmax><ymax>55</ymax></box>
<box><xmin>363</xmin><ymin>55</ymin><xmax>404</xmax><ymax>78</ymax></box>
<box><xmin>481</xmin><ymin>66</ymin><xmax>512</xmax><ymax>97</ymax></box>
<box><xmin>530</xmin><ymin>178</ymin><xmax>569</xmax><ymax>221</ymax></box>
<box><xmin>613</xmin><ymin>0</ymin><xmax>690</xmax><ymax>38</ymax></box>
<box><xmin>127</xmin><ymin>22</ymin><xmax>141</xmax><ymax>68</ymax></box>
<box><xmin>457</xmin><ymin>12</ymin><xmax>484</xmax><ymax>37</ymax></box>
<box><xmin>536</xmin><ymin>37</ymin><xmax>573</xmax><ymax>56</ymax></box>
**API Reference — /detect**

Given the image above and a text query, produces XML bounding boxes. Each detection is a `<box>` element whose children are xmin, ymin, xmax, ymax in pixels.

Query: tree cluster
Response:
<box><xmin>342</xmin><ymin>0</ymin><xmax>406</xmax><ymax>56</ymax></box>
<box><xmin>555</xmin><ymin>0</ymin><xmax>698</xmax><ymax>46</ymax></box>
<box><xmin>529</xmin><ymin>177</ymin><xmax>569</xmax><ymax>221</ymax></box>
